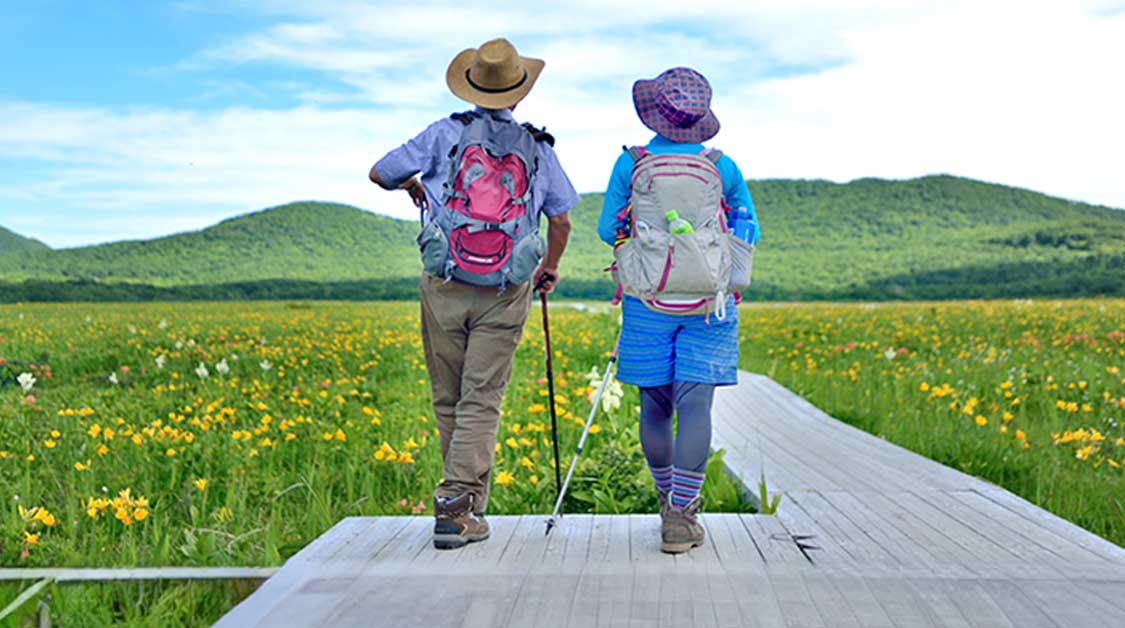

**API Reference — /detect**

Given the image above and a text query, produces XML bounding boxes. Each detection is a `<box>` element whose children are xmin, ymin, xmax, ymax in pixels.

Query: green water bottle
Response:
<box><xmin>665</xmin><ymin>210</ymin><xmax>694</xmax><ymax>234</ymax></box>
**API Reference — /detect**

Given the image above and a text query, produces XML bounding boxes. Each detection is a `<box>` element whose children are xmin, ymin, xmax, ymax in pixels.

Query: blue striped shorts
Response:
<box><xmin>616</xmin><ymin>296</ymin><xmax>740</xmax><ymax>387</ymax></box>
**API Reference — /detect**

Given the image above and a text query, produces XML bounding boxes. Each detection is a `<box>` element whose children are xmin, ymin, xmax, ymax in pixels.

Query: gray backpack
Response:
<box><xmin>417</xmin><ymin>110</ymin><xmax>552</xmax><ymax>290</ymax></box>
<box><xmin>611</xmin><ymin>146</ymin><xmax>753</xmax><ymax>319</ymax></box>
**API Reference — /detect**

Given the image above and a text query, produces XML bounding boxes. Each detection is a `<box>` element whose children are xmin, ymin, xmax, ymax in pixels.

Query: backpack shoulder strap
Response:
<box><xmin>521</xmin><ymin>122</ymin><xmax>555</xmax><ymax>146</ymax></box>
<box><xmin>623</xmin><ymin>145</ymin><xmax>648</xmax><ymax>162</ymax></box>
<box><xmin>701</xmin><ymin>147</ymin><xmax>723</xmax><ymax>164</ymax></box>
<box><xmin>450</xmin><ymin>110</ymin><xmax>480</xmax><ymax>125</ymax></box>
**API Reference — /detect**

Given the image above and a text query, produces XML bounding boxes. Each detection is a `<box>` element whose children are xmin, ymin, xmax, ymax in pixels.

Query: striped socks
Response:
<box><xmin>649</xmin><ymin>465</ymin><xmax>673</xmax><ymax>494</ymax></box>
<box><xmin>670</xmin><ymin>468</ymin><xmax>705</xmax><ymax>509</ymax></box>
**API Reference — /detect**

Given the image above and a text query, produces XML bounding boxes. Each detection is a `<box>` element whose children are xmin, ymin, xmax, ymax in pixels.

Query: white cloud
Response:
<box><xmin>2</xmin><ymin>0</ymin><xmax>1124</xmax><ymax>248</ymax></box>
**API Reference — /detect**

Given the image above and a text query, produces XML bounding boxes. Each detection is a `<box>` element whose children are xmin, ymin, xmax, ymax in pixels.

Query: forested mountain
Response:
<box><xmin>1</xmin><ymin>175</ymin><xmax>1122</xmax><ymax>302</ymax></box>
<box><xmin>0</xmin><ymin>226</ymin><xmax>50</xmax><ymax>254</ymax></box>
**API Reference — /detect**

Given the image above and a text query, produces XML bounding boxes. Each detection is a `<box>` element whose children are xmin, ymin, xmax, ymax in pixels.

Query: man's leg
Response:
<box><xmin>446</xmin><ymin>281</ymin><xmax>532</xmax><ymax>513</ymax></box>
<box><xmin>419</xmin><ymin>274</ymin><xmax>469</xmax><ymax>498</ymax></box>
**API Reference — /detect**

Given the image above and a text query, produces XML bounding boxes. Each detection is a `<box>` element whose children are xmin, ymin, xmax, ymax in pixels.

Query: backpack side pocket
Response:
<box><xmin>417</xmin><ymin>220</ymin><xmax>451</xmax><ymax>278</ymax></box>
<box><xmin>505</xmin><ymin>230</ymin><xmax>545</xmax><ymax>284</ymax></box>
<box><xmin>728</xmin><ymin>233</ymin><xmax>755</xmax><ymax>290</ymax></box>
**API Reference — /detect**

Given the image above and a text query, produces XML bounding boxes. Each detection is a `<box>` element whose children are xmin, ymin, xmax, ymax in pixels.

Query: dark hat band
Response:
<box><xmin>465</xmin><ymin>68</ymin><xmax>528</xmax><ymax>94</ymax></box>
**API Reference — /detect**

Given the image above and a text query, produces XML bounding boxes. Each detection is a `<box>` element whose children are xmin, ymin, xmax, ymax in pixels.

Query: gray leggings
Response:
<box><xmin>639</xmin><ymin>382</ymin><xmax>715</xmax><ymax>474</ymax></box>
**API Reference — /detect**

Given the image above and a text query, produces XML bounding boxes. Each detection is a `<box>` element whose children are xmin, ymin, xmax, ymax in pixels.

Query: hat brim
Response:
<box><xmin>632</xmin><ymin>78</ymin><xmax>720</xmax><ymax>144</ymax></box>
<box><xmin>446</xmin><ymin>48</ymin><xmax>545</xmax><ymax>109</ymax></box>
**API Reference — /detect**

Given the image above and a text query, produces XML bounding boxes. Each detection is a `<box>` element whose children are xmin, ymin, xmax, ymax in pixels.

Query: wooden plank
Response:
<box><xmin>917</xmin><ymin>490</ymin><xmax>1080</xmax><ymax>577</ymax></box>
<box><xmin>854</xmin><ymin>491</ymin><xmax>986</xmax><ymax>577</ymax></box>
<box><xmin>705</xmin><ymin>513</ymin><xmax>767</xmax><ymax>574</ymax></box>
<box><xmin>213</xmin><ymin>517</ymin><xmax>386</xmax><ymax>627</ymax></box>
<box><xmin>863</xmin><ymin>576</ymin><xmax>936</xmax><ymax>628</ymax></box>
<box><xmin>0</xmin><ymin>567</ymin><xmax>276</xmax><ymax>582</ymax></box>
<box><xmin>1074</xmin><ymin>578</ymin><xmax>1125</xmax><ymax>613</ymax></box>
<box><xmin>965</xmin><ymin>579</ymin><xmax>1060</xmax><ymax>628</ymax></box>
<box><xmin>965</xmin><ymin>488</ymin><xmax>1123</xmax><ymax>565</ymax></box>
<box><xmin>739</xmin><ymin>514</ymin><xmax>808</xmax><ymax>567</ymax></box>
<box><xmin>730</xmin><ymin>379</ymin><xmax>923</xmax><ymax>495</ymax></box>
<box><xmin>790</xmin><ymin>491</ymin><xmax>899</xmax><ymax>567</ymax></box>
<box><xmin>887</xmin><ymin>491</ymin><xmax>1035</xmax><ymax>577</ymax></box>
<box><xmin>903</xmin><ymin>577</ymin><xmax>973</xmax><ymax>628</ymax></box>
<box><xmin>825</xmin><ymin>574</ymin><xmax>896</xmax><ymax>628</ymax></box>
<box><xmin>1007</xmin><ymin>578</ymin><xmax>1124</xmax><ymax>627</ymax></box>
<box><xmin>916</xmin><ymin>578</ymin><xmax>1016</xmax><ymax>628</ymax></box>
<box><xmin>727</xmin><ymin>572</ymin><xmax>786</xmax><ymax>628</ymax></box>
<box><xmin>801</xmin><ymin>572</ymin><xmax>862</xmax><ymax>627</ymax></box>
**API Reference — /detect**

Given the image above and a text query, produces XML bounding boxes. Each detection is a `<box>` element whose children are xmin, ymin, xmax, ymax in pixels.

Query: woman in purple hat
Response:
<box><xmin>597</xmin><ymin>67</ymin><xmax>760</xmax><ymax>553</ymax></box>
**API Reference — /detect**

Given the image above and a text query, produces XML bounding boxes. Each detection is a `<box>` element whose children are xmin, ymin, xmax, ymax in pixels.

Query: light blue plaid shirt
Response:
<box><xmin>373</xmin><ymin>107</ymin><xmax>579</xmax><ymax>223</ymax></box>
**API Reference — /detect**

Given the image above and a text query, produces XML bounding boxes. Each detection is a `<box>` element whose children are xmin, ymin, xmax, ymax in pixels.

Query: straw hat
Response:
<box><xmin>633</xmin><ymin>67</ymin><xmax>720</xmax><ymax>143</ymax></box>
<box><xmin>446</xmin><ymin>38</ymin><xmax>545</xmax><ymax>109</ymax></box>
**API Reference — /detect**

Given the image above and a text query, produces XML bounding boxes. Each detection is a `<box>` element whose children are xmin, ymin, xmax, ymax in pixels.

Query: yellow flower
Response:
<box><xmin>133</xmin><ymin>508</ymin><xmax>149</xmax><ymax>521</ymax></box>
<box><xmin>529</xmin><ymin>475</ymin><xmax>539</xmax><ymax>485</ymax></box>
<box><xmin>974</xmin><ymin>416</ymin><xmax>987</xmax><ymax>426</ymax></box>
<box><xmin>44</xmin><ymin>439</ymin><xmax>57</xmax><ymax>449</ymax></box>
<box><xmin>397</xmin><ymin>452</ymin><xmax>415</xmax><ymax>465</ymax></box>
<box><xmin>74</xmin><ymin>459</ymin><xmax>91</xmax><ymax>471</ymax></box>
<box><xmin>165</xmin><ymin>448</ymin><xmax>176</xmax><ymax>457</ymax></box>
<box><xmin>495</xmin><ymin>471</ymin><xmax>515</xmax><ymax>487</ymax></box>
<box><xmin>919</xmin><ymin>382</ymin><xmax>930</xmax><ymax>392</ymax></box>
<box><xmin>194</xmin><ymin>478</ymin><xmax>208</xmax><ymax>491</ymax></box>
<box><xmin>322</xmin><ymin>432</ymin><xmax>333</xmax><ymax>441</ymax></box>
<box><xmin>23</xmin><ymin>531</ymin><xmax>39</xmax><ymax>545</ymax></box>
<box><xmin>519</xmin><ymin>456</ymin><xmax>535</xmax><ymax>470</ymax></box>
<box><xmin>589</xmin><ymin>424</ymin><xmax>601</xmax><ymax>434</ymax></box>
<box><xmin>505</xmin><ymin>437</ymin><xmax>519</xmax><ymax>449</ymax></box>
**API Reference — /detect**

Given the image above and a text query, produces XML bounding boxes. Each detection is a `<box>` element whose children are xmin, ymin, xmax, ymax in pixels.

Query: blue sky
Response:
<box><xmin>2</xmin><ymin>0</ymin><xmax>1124</xmax><ymax>248</ymax></box>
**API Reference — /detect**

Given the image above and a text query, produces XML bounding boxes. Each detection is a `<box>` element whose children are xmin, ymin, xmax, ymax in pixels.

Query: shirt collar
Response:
<box><xmin>649</xmin><ymin>133</ymin><xmax>701</xmax><ymax>148</ymax></box>
<box><xmin>474</xmin><ymin>106</ymin><xmax>515</xmax><ymax>121</ymax></box>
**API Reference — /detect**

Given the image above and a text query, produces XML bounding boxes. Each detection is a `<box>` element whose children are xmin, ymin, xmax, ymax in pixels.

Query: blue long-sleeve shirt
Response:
<box><xmin>597</xmin><ymin>134</ymin><xmax>758</xmax><ymax>246</ymax></box>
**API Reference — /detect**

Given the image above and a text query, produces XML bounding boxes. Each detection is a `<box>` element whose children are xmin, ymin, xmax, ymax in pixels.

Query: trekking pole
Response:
<box><xmin>545</xmin><ymin>330</ymin><xmax>622</xmax><ymax>536</ymax></box>
<box><xmin>536</xmin><ymin>275</ymin><xmax>564</xmax><ymax>510</ymax></box>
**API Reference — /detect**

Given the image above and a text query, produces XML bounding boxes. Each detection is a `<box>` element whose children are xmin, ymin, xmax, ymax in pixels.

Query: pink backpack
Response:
<box><xmin>416</xmin><ymin>111</ymin><xmax>552</xmax><ymax>290</ymax></box>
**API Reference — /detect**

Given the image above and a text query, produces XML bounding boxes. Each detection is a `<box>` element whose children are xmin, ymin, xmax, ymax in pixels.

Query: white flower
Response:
<box><xmin>155</xmin><ymin>355</ymin><xmax>166</xmax><ymax>369</ymax></box>
<box><xmin>215</xmin><ymin>359</ymin><xmax>230</xmax><ymax>376</ymax></box>
<box><xmin>128</xmin><ymin>324</ymin><xmax>137</xmax><ymax>334</ymax></box>
<box><xmin>229</xmin><ymin>354</ymin><xmax>239</xmax><ymax>361</ymax></box>
<box><xmin>187</xmin><ymin>339</ymin><xmax>196</xmax><ymax>347</ymax></box>
<box><xmin>85</xmin><ymin>315</ymin><xmax>92</xmax><ymax>323</ymax></box>
<box><xmin>884</xmin><ymin>348</ymin><xmax>896</xmax><ymax>360</ymax></box>
<box><xmin>158</xmin><ymin>319</ymin><xmax>168</xmax><ymax>330</ymax></box>
<box><xmin>259</xmin><ymin>360</ymin><xmax>272</xmax><ymax>371</ymax></box>
<box><xmin>175</xmin><ymin>341</ymin><xmax>184</xmax><ymax>350</ymax></box>
<box><xmin>601</xmin><ymin>379</ymin><xmax>625</xmax><ymax>413</ymax></box>
<box><xmin>17</xmin><ymin>372</ymin><xmax>36</xmax><ymax>393</ymax></box>
<box><xmin>195</xmin><ymin>362</ymin><xmax>209</xmax><ymax>379</ymax></box>
<box><xmin>108</xmin><ymin>372</ymin><xmax>119</xmax><ymax>385</ymax></box>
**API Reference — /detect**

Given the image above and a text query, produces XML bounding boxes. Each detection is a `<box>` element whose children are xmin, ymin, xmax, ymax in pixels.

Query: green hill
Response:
<box><xmin>0</xmin><ymin>226</ymin><xmax>50</xmax><ymax>253</ymax></box>
<box><xmin>1</xmin><ymin>175</ymin><xmax>1122</xmax><ymax>302</ymax></box>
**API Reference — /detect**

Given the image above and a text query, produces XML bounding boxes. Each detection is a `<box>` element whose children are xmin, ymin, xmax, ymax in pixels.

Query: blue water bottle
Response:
<box><xmin>731</xmin><ymin>206</ymin><xmax>756</xmax><ymax>243</ymax></box>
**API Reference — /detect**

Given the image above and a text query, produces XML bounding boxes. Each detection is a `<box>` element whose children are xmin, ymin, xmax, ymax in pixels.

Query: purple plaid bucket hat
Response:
<box><xmin>632</xmin><ymin>67</ymin><xmax>720</xmax><ymax>143</ymax></box>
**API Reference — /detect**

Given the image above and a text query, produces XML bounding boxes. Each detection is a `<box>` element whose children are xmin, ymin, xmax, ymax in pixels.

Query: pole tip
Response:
<box><xmin>545</xmin><ymin>517</ymin><xmax>556</xmax><ymax>536</ymax></box>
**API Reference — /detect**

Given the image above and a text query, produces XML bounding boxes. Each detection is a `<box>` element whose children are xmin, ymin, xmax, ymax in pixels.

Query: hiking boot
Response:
<box><xmin>433</xmin><ymin>493</ymin><xmax>490</xmax><ymax>550</ymax></box>
<box><xmin>657</xmin><ymin>490</ymin><xmax>672</xmax><ymax>518</ymax></box>
<box><xmin>661</xmin><ymin>495</ymin><xmax>705</xmax><ymax>554</ymax></box>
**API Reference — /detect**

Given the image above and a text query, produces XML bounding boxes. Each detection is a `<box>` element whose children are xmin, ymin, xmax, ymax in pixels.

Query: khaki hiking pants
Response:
<box><xmin>420</xmin><ymin>273</ymin><xmax>532</xmax><ymax>513</ymax></box>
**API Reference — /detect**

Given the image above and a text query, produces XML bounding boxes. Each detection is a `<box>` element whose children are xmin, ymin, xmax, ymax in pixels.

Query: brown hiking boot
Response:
<box><xmin>661</xmin><ymin>495</ymin><xmax>705</xmax><ymax>554</ymax></box>
<box><xmin>657</xmin><ymin>490</ymin><xmax>672</xmax><ymax>518</ymax></box>
<box><xmin>433</xmin><ymin>493</ymin><xmax>490</xmax><ymax>550</ymax></box>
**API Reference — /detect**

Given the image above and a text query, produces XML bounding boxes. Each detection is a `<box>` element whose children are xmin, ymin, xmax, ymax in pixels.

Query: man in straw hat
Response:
<box><xmin>369</xmin><ymin>38</ymin><xmax>577</xmax><ymax>549</ymax></box>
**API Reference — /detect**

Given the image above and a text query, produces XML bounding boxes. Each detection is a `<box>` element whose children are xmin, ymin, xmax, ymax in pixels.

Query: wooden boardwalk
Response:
<box><xmin>216</xmin><ymin>372</ymin><xmax>1125</xmax><ymax>627</ymax></box>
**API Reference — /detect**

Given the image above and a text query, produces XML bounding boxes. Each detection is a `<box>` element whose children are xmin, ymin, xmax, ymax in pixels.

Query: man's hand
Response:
<box><xmin>401</xmin><ymin>177</ymin><xmax>429</xmax><ymax>211</ymax></box>
<box><xmin>533</xmin><ymin>264</ymin><xmax>559</xmax><ymax>295</ymax></box>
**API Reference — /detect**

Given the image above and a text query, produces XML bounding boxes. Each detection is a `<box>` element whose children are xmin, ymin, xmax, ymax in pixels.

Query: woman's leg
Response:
<box><xmin>670</xmin><ymin>381</ymin><xmax>715</xmax><ymax>509</ymax></box>
<box><xmin>639</xmin><ymin>384</ymin><xmax>675</xmax><ymax>493</ymax></box>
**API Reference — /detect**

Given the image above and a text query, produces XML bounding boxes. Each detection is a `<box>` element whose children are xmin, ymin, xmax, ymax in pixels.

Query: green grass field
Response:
<box><xmin>2</xmin><ymin>298</ymin><xmax>1123</xmax><ymax>625</ymax></box>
